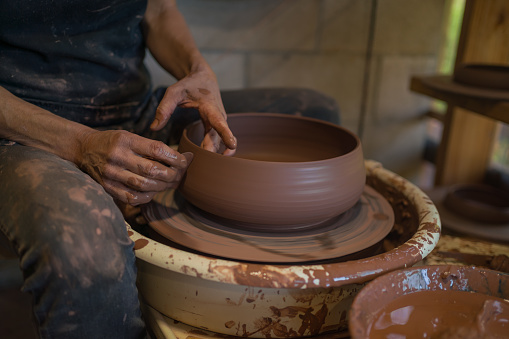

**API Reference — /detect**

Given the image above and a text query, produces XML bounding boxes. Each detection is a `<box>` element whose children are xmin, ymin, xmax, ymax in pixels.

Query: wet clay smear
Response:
<box><xmin>367</xmin><ymin>290</ymin><xmax>509</xmax><ymax>338</ymax></box>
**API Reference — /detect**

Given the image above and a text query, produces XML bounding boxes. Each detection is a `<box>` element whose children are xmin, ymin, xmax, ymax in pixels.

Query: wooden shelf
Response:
<box><xmin>410</xmin><ymin>75</ymin><xmax>509</xmax><ymax>124</ymax></box>
<box><xmin>409</xmin><ymin>0</ymin><xmax>509</xmax><ymax>186</ymax></box>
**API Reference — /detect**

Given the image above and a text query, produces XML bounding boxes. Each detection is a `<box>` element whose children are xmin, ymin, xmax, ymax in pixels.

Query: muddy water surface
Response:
<box><xmin>367</xmin><ymin>290</ymin><xmax>509</xmax><ymax>338</ymax></box>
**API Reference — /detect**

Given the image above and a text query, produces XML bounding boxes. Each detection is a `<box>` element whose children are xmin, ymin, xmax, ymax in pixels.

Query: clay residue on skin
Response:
<box><xmin>198</xmin><ymin>88</ymin><xmax>210</xmax><ymax>95</ymax></box>
<box><xmin>184</xmin><ymin>89</ymin><xmax>198</xmax><ymax>101</ymax></box>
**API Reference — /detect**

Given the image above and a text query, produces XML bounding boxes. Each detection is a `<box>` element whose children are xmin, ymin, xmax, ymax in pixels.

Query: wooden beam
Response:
<box><xmin>434</xmin><ymin>0</ymin><xmax>509</xmax><ymax>186</ymax></box>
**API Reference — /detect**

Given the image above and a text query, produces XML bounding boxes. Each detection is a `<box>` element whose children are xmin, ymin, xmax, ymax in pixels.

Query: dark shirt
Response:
<box><xmin>0</xmin><ymin>0</ymin><xmax>151</xmax><ymax>127</ymax></box>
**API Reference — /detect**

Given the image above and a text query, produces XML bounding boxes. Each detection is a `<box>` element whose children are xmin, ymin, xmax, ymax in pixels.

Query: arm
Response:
<box><xmin>142</xmin><ymin>0</ymin><xmax>237</xmax><ymax>154</ymax></box>
<box><xmin>0</xmin><ymin>86</ymin><xmax>189</xmax><ymax>205</ymax></box>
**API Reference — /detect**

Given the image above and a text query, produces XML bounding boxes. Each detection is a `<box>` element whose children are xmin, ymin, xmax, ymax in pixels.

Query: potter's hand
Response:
<box><xmin>77</xmin><ymin>130</ymin><xmax>192</xmax><ymax>205</ymax></box>
<box><xmin>150</xmin><ymin>67</ymin><xmax>237</xmax><ymax>156</ymax></box>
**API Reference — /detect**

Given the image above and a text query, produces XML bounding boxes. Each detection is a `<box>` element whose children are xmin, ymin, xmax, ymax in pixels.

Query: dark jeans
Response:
<box><xmin>0</xmin><ymin>88</ymin><xmax>339</xmax><ymax>338</ymax></box>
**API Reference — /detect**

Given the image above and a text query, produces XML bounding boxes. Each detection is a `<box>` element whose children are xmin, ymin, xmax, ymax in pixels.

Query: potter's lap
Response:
<box><xmin>0</xmin><ymin>144</ymin><xmax>131</xmax><ymax>268</ymax></box>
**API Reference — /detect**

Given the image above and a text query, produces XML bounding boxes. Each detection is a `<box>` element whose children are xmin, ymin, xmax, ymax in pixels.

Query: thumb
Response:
<box><xmin>150</xmin><ymin>86</ymin><xmax>181</xmax><ymax>131</ymax></box>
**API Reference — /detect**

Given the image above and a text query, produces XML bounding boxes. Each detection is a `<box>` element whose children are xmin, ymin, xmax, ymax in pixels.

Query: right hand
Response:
<box><xmin>76</xmin><ymin>129</ymin><xmax>192</xmax><ymax>205</ymax></box>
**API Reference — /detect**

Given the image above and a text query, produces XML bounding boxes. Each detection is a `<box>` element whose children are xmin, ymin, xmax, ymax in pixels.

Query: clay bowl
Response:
<box><xmin>177</xmin><ymin>113</ymin><xmax>366</xmax><ymax>228</ymax></box>
<box><xmin>443</xmin><ymin>183</ymin><xmax>509</xmax><ymax>224</ymax></box>
<box><xmin>349</xmin><ymin>265</ymin><xmax>509</xmax><ymax>338</ymax></box>
<box><xmin>453</xmin><ymin>63</ymin><xmax>509</xmax><ymax>90</ymax></box>
<box><xmin>128</xmin><ymin>160</ymin><xmax>441</xmax><ymax>337</ymax></box>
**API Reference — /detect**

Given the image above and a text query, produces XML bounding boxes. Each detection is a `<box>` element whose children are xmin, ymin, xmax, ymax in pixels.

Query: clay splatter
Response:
<box><xmin>133</xmin><ymin>238</ymin><xmax>149</xmax><ymax>250</ymax></box>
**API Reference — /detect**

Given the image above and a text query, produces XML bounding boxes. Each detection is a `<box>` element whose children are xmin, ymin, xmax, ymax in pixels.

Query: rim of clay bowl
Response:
<box><xmin>127</xmin><ymin>160</ymin><xmax>441</xmax><ymax>289</ymax></box>
<box><xmin>179</xmin><ymin>113</ymin><xmax>363</xmax><ymax>165</ymax></box>
<box><xmin>348</xmin><ymin>264</ymin><xmax>509</xmax><ymax>339</ymax></box>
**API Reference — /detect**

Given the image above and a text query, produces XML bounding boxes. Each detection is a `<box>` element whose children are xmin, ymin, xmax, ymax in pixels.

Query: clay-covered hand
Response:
<box><xmin>76</xmin><ymin>129</ymin><xmax>192</xmax><ymax>205</ymax></box>
<box><xmin>150</xmin><ymin>67</ymin><xmax>237</xmax><ymax>156</ymax></box>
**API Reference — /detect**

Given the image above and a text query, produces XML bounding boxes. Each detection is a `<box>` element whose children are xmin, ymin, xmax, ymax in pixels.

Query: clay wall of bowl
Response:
<box><xmin>144</xmin><ymin>0</ymin><xmax>446</xmax><ymax>181</ymax></box>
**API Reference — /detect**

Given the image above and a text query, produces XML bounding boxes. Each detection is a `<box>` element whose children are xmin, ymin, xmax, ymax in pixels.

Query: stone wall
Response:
<box><xmin>145</xmin><ymin>0</ymin><xmax>446</xmax><ymax>179</ymax></box>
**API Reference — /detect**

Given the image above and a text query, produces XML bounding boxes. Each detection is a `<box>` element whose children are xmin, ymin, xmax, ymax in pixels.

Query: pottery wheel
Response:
<box><xmin>142</xmin><ymin>185</ymin><xmax>394</xmax><ymax>263</ymax></box>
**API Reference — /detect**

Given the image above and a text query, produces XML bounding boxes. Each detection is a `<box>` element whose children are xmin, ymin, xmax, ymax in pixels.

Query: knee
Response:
<box><xmin>19</xmin><ymin>185</ymin><xmax>136</xmax><ymax>292</ymax></box>
<box><xmin>22</xmin><ymin>218</ymin><xmax>135</xmax><ymax>292</ymax></box>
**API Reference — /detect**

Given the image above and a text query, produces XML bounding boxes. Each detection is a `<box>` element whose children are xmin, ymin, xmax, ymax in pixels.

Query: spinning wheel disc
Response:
<box><xmin>142</xmin><ymin>186</ymin><xmax>394</xmax><ymax>263</ymax></box>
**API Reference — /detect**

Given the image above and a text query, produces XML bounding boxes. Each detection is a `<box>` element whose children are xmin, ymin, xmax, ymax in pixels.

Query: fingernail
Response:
<box><xmin>231</xmin><ymin>136</ymin><xmax>237</xmax><ymax>149</ymax></box>
<box><xmin>182</xmin><ymin>152</ymin><xmax>194</xmax><ymax>166</ymax></box>
<box><xmin>150</xmin><ymin>118</ymin><xmax>159</xmax><ymax>130</ymax></box>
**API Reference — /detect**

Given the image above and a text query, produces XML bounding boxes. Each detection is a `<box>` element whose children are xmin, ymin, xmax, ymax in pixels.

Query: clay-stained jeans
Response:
<box><xmin>0</xmin><ymin>87</ymin><xmax>339</xmax><ymax>338</ymax></box>
<box><xmin>0</xmin><ymin>144</ymin><xmax>146</xmax><ymax>339</ymax></box>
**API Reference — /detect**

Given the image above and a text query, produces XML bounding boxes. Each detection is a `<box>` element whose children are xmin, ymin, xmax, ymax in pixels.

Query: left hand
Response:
<box><xmin>150</xmin><ymin>66</ymin><xmax>237</xmax><ymax>156</ymax></box>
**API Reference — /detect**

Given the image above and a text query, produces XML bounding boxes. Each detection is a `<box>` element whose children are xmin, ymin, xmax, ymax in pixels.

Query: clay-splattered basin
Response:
<box><xmin>177</xmin><ymin>113</ymin><xmax>365</xmax><ymax>227</ymax></box>
<box><xmin>349</xmin><ymin>265</ymin><xmax>509</xmax><ymax>338</ymax></box>
<box><xmin>128</xmin><ymin>160</ymin><xmax>441</xmax><ymax>337</ymax></box>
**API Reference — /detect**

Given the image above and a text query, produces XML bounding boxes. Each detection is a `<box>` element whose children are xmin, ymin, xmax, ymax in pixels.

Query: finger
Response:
<box><xmin>103</xmin><ymin>180</ymin><xmax>157</xmax><ymax>206</ymax></box>
<box><xmin>131</xmin><ymin>152</ymin><xmax>193</xmax><ymax>186</ymax></box>
<box><xmin>125</xmin><ymin>172</ymin><xmax>177</xmax><ymax>192</ymax></box>
<box><xmin>181</xmin><ymin>152</ymin><xmax>194</xmax><ymax>165</ymax></box>
<box><xmin>129</xmin><ymin>155</ymin><xmax>185</xmax><ymax>183</ymax></box>
<box><xmin>222</xmin><ymin>147</ymin><xmax>236</xmax><ymax>156</ymax></box>
<box><xmin>214</xmin><ymin>121</ymin><xmax>237</xmax><ymax>151</ymax></box>
<box><xmin>150</xmin><ymin>85</ymin><xmax>183</xmax><ymax>131</ymax></box>
<box><xmin>201</xmin><ymin>105</ymin><xmax>237</xmax><ymax>150</ymax></box>
<box><xmin>201</xmin><ymin>129</ymin><xmax>222</xmax><ymax>153</ymax></box>
<box><xmin>106</xmin><ymin>164</ymin><xmax>179</xmax><ymax>192</ymax></box>
<box><xmin>101</xmin><ymin>153</ymin><xmax>183</xmax><ymax>190</ymax></box>
<box><xmin>130</xmin><ymin>137</ymin><xmax>188</xmax><ymax>169</ymax></box>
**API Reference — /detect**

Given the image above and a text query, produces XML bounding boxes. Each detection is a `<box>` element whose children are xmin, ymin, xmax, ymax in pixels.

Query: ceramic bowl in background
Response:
<box><xmin>443</xmin><ymin>183</ymin><xmax>509</xmax><ymax>224</ymax></box>
<box><xmin>454</xmin><ymin>63</ymin><xmax>509</xmax><ymax>90</ymax></box>
<box><xmin>177</xmin><ymin>113</ymin><xmax>365</xmax><ymax>228</ymax></box>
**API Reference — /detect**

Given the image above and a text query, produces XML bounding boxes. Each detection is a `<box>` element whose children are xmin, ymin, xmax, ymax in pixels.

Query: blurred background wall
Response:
<box><xmin>145</xmin><ymin>0</ymin><xmax>450</xmax><ymax>182</ymax></box>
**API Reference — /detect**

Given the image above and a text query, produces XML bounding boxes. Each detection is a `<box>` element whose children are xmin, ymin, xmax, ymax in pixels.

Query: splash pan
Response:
<box><xmin>128</xmin><ymin>160</ymin><xmax>441</xmax><ymax>337</ymax></box>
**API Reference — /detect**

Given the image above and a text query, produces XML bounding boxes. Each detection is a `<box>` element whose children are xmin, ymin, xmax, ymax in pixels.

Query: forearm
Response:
<box><xmin>0</xmin><ymin>86</ymin><xmax>94</xmax><ymax>163</ymax></box>
<box><xmin>142</xmin><ymin>0</ymin><xmax>211</xmax><ymax>80</ymax></box>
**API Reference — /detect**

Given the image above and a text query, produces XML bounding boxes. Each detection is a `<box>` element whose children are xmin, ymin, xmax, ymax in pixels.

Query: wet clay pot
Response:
<box><xmin>349</xmin><ymin>265</ymin><xmax>509</xmax><ymax>338</ymax></box>
<box><xmin>128</xmin><ymin>160</ymin><xmax>441</xmax><ymax>338</ymax></box>
<box><xmin>177</xmin><ymin>113</ymin><xmax>365</xmax><ymax>228</ymax></box>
